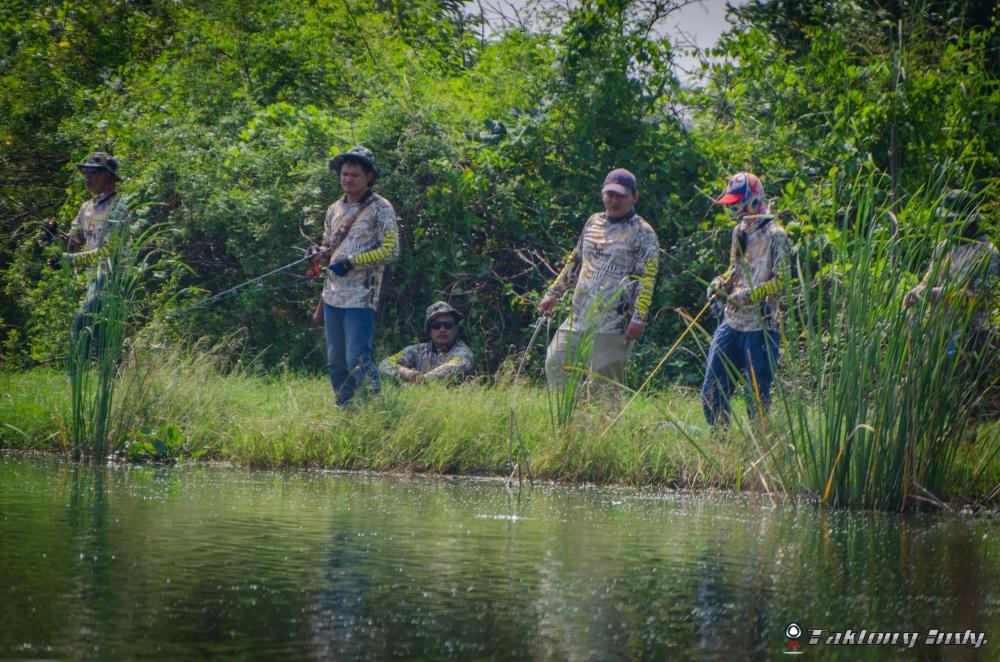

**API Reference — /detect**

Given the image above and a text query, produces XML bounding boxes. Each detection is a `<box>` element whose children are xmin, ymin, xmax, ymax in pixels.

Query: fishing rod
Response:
<box><xmin>599</xmin><ymin>298</ymin><xmax>713</xmax><ymax>439</ymax></box>
<box><xmin>170</xmin><ymin>251</ymin><xmax>324</xmax><ymax>317</ymax></box>
<box><xmin>507</xmin><ymin>315</ymin><xmax>547</xmax><ymax>487</ymax></box>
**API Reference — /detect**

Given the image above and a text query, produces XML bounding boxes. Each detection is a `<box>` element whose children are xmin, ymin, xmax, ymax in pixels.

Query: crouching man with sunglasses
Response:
<box><xmin>379</xmin><ymin>302</ymin><xmax>474</xmax><ymax>384</ymax></box>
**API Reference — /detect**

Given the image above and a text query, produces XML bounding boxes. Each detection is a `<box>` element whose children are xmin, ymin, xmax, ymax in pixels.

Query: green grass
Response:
<box><xmin>0</xmin><ymin>346</ymin><xmax>752</xmax><ymax>488</ymax></box>
<box><xmin>2</xmin><ymin>345</ymin><xmax>996</xmax><ymax>501</ymax></box>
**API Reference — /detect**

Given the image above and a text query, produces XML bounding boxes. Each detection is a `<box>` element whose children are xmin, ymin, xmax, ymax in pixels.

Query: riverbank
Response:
<box><xmin>2</xmin><ymin>359</ymin><xmax>998</xmax><ymax>502</ymax></box>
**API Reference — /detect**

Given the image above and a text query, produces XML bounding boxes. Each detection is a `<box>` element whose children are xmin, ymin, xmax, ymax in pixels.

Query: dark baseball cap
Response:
<box><xmin>602</xmin><ymin>168</ymin><xmax>637</xmax><ymax>195</ymax></box>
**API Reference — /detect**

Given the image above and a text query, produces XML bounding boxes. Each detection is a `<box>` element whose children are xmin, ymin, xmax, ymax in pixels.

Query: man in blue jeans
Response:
<box><xmin>314</xmin><ymin>146</ymin><xmax>400</xmax><ymax>406</ymax></box>
<box><xmin>701</xmin><ymin>172</ymin><xmax>790</xmax><ymax>426</ymax></box>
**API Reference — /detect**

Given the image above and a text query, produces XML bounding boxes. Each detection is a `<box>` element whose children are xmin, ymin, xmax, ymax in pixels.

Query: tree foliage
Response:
<box><xmin>1</xmin><ymin>0</ymin><xmax>996</xmax><ymax>385</ymax></box>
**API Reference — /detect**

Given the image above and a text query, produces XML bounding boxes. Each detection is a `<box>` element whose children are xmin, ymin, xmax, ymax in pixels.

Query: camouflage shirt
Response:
<box><xmin>721</xmin><ymin>215</ymin><xmax>790</xmax><ymax>332</ymax></box>
<box><xmin>67</xmin><ymin>190</ymin><xmax>129</xmax><ymax>281</ymax></box>
<box><xmin>322</xmin><ymin>192</ymin><xmax>400</xmax><ymax>310</ymax></box>
<box><xmin>379</xmin><ymin>339</ymin><xmax>474</xmax><ymax>382</ymax></box>
<box><xmin>545</xmin><ymin>211</ymin><xmax>660</xmax><ymax>334</ymax></box>
<box><xmin>920</xmin><ymin>238</ymin><xmax>999</xmax><ymax>330</ymax></box>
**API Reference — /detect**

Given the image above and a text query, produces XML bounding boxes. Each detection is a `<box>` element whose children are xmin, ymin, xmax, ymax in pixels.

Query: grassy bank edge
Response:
<box><xmin>3</xmin><ymin>366</ymin><xmax>998</xmax><ymax>503</ymax></box>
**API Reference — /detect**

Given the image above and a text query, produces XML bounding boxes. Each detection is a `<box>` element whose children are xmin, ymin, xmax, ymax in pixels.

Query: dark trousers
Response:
<box><xmin>323</xmin><ymin>304</ymin><xmax>379</xmax><ymax>406</ymax></box>
<box><xmin>71</xmin><ymin>277</ymin><xmax>105</xmax><ymax>364</ymax></box>
<box><xmin>701</xmin><ymin>321</ymin><xmax>780</xmax><ymax>426</ymax></box>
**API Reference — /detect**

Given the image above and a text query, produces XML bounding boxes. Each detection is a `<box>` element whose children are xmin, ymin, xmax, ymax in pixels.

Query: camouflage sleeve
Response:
<box><xmin>971</xmin><ymin>244</ymin><xmax>1000</xmax><ymax>296</ymax></box>
<box><xmin>68</xmin><ymin>204</ymin><xmax>85</xmax><ymax>248</ymax></box>
<box><xmin>322</xmin><ymin>202</ymin><xmax>338</xmax><ymax>247</ymax></box>
<box><xmin>750</xmin><ymin>228</ymin><xmax>790</xmax><ymax>302</ymax></box>
<box><xmin>422</xmin><ymin>344</ymin><xmax>474</xmax><ymax>382</ymax></box>
<box><xmin>68</xmin><ymin>197</ymin><xmax>129</xmax><ymax>267</ymax></box>
<box><xmin>631</xmin><ymin>225</ymin><xmax>660</xmax><ymax>322</ymax></box>
<box><xmin>544</xmin><ymin>237</ymin><xmax>583</xmax><ymax>300</ymax></box>
<box><xmin>917</xmin><ymin>241</ymin><xmax>947</xmax><ymax>289</ymax></box>
<box><xmin>378</xmin><ymin>343</ymin><xmax>419</xmax><ymax>380</ymax></box>
<box><xmin>351</xmin><ymin>202</ymin><xmax>400</xmax><ymax>267</ymax></box>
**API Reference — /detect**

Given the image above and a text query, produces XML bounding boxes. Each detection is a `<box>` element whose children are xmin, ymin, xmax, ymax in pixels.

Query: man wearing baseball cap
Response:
<box><xmin>538</xmin><ymin>167</ymin><xmax>660</xmax><ymax>388</ymax></box>
<box><xmin>314</xmin><ymin>145</ymin><xmax>400</xmax><ymax>406</ymax></box>
<box><xmin>64</xmin><ymin>151</ymin><xmax>129</xmax><ymax>346</ymax></box>
<box><xmin>379</xmin><ymin>301</ymin><xmax>474</xmax><ymax>383</ymax></box>
<box><xmin>701</xmin><ymin>172</ymin><xmax>790</xmax><ymax>426</ymax></box>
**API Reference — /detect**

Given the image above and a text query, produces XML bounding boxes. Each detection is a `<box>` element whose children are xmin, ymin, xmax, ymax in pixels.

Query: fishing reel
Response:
<box><xmin>304</xmin><ymin>244</ymin><xmax>332</xmax><ymax>280</ymax></box>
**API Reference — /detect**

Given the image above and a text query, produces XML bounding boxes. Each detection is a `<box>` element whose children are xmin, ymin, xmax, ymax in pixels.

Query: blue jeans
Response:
<box><xmin>324</xmin><ymin>304</ymin><xmax>379</xmax><ymax>405</ymax></box>
<box><xmin>701</xmin><ymin>322</ymin><xmax>780</xmax><ymax>426</ymax></box>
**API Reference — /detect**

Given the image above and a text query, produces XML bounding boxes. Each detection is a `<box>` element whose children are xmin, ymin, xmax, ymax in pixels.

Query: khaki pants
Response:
<box><xmin>545</xmin><ymin>327</ymin><xmax>632</xmax><ymax>389</ymax></box>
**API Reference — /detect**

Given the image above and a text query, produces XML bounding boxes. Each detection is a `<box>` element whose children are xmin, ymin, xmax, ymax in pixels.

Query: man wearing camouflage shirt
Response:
<box><xmin>701</xmin><ymin>172</ymin><xmax>790</xmax><ymax>426</ymax></box>
<box><xmin>903</xmin><ymin>189</ymin><xmax>999</xmax><ymax>354</ymax></box>
<box><xmin>317</xmin><ymin>146</ymin><xmax>400</xmax><ymax>406</ymax></box>
<box><xmin>380</xmin><ymin>302</ymin><xmax>474</xmax><ymax>383</ymax></box>
<box><xmin>539</xmin><ymin>168</ymin><xmax>659</xmax><ymax>388</ymax></box>
<box><xmin>64</xmin><ymin>151</ymin><xmax>129</xmax><ymax>344</ymax></box>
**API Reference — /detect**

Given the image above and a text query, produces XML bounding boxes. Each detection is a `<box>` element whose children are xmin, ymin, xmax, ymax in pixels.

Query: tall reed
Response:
<box><xmin>774</xmin><ymin>174</ymin><xmax>998</xmax><ymax>509</ymax></box>
<box><xmin>65</xmin><ymin>220</ymin><xmax>160</xmax><ymax>462</ymax></box>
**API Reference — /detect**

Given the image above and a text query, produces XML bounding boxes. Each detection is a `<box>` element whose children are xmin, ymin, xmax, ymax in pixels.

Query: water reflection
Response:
<box><xmin>1</xmin><ymin>455</ymin><xmax>997</xmax><ymax>660</ymax></box>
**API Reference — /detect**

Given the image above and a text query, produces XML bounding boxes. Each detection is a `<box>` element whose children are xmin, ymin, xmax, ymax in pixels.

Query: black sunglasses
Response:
<box><xmin>429</xmin><ymin>320</ymin><xmax>456</xmax><ymax>330</ymax></box>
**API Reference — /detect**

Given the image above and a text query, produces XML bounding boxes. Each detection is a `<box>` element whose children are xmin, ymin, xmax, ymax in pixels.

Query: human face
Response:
<box><xmin>601</xmin><ymin>189</ymin><xmax>638</xmax><ymax>217</ymax></box>
<box><xmin>339</xmin><ymin>161</ymin><xmax>374</xmax><ymax>202</ymax></box>
<box><xmin>82</xmin><ymin>168</ymin><xmax>114</xmax><ymax>196</ymax></box>
<box><xmin>429</xmin><ymin>314</ymin><xmax>458</xmax><ymax>349</ymax></box>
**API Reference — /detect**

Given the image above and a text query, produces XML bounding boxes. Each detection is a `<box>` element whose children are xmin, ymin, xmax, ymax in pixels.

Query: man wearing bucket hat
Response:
<box><xmin>313</xmin><ymin>145</ymin><xmax>400</xmax><ymax>406</ymax></box>
<box><xmin>701</xmin><ymin>172</ymin><xmax>790</xmax><ymax>426</ymax></box>
<box><xmin>903</xmin><ymin>190</ymin><xmax>998</xmax><ymax>353</ymax></box>
<box><xmin>538</xmin><ymin>167</ymin><xmax>660</xmax><ymax>388</ymax></box>
<box><xmin>379</xmin><ymin>301</ymin><xmax>474</xmax><ymax>383</ymax></box>
<box><xmin>64</xmin><ymin>151</ymin><xmax>129</xmax><ymax>344</ymax></box>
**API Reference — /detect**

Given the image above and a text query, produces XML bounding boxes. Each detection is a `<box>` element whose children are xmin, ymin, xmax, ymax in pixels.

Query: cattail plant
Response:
<box><xmin>773</xmin><ymin>173</ymin><xmax>998</xmax><ymax>509</ymax></box>
<box><xmin>64</xmin><ymin>218</ymin><xmax>161</xmax><ymax>462</ymax></box>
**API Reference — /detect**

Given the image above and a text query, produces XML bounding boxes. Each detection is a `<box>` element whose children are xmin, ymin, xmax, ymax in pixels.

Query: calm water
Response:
<box><xmin>1</xmin><ymin>454</ymin><xmax>997</xmax><ymax>661</ymax></box>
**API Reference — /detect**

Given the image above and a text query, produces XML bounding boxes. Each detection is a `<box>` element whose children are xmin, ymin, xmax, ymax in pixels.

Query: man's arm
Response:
<box><xmin>67</xmin><ymin>208</ymin><xmax>85</xmax><ymax>252</ymax></box>
<box><xmin>65</xmin><ymin>198</ymin><xmax>129</xmax><ymax>267</ymax></box>
<box><xmin>350</xmin><ymin>203</ymin><xmax>400</xmax><ymax>268</ymax></box>
<box><xmin>379</xmin><ymin>344</ymin><xmax>419</xmax><ymax>381</ymax></box>
<box><xmin>539</xmin><ymin>237</ymin><xmax>583</xmax><ymax>316</ymax></box>
<box><xmin>631</xmin><ymin>227</ymin><xmax>660</xmax><ymax>324</ymax></box>
<box><xmin>747</xmin><ymin>228</ymin><xmax>790</xmax><ymax>302</ymax></box>
<box><xmin>707</xmin><ymin>226</ymin><xmax>741</xmax><ymax>301</ymax></box>
<box><xmin>624</xmin><ymin>227</ymin><xmax>660</xmax><ymax>340</ymax></box>
<box><xmin>904</xmin><ymin>241</ymin><xmax>946</xmax><ymax>308</ymax></box>
<box><xmin>422</xmin><ymin>345</ymin><xmax>474</xmax><ymax>382</ymax></box>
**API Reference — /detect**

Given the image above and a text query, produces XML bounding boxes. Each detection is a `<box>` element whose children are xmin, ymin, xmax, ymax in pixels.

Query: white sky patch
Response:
<box><xmin>464</xmin><ymin>0</ymin><xmax>743</xmax><ymax>82</ymax></box>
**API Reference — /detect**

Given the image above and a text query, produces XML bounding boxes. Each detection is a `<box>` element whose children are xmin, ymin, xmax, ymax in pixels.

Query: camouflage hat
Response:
<box><xmin>424</xmin><ymin>301</ymin><xmax>461</xmax><ymax>334</ymax></box>
<box><xmin>936</xmin><ymin>189</ymin><xmax>982</xmax><ymax>222</ymax></box>
<box><xmin>76</xmin><ymin>151</ymin><xmax>122</xmax><ymax>181</ymax></box>
<box><xmin>329</xmin><ymin>145</ymin><xmax>379</xmax><ymax>181</ymax></box>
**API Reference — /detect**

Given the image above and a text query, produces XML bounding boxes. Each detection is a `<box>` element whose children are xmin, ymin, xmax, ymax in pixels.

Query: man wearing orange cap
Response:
<box><xmin>701</xmin><ymin>172</ymin><xmax>789</xmax><ymax>426</ymax></box>
<box><xmin>539</xmin><ymin>168</ymin><xmax>660</xmax><ymax>388</ymax></box>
